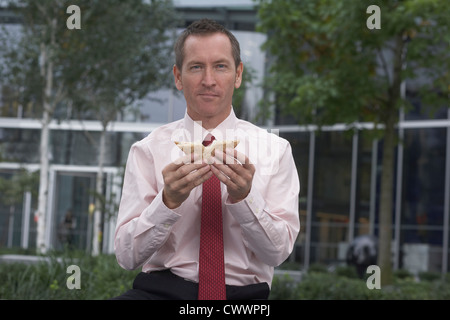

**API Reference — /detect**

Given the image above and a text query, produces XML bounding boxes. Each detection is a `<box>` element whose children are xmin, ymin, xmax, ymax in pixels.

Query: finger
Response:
<box><xmin>190</xmin><ymin>169</ymin><xmax>214</xmax><ymax>188</ymax></box>
<box><xmin>211</xmin><ymin>164</ymin><xmax>234</xmax><ymax>186</ymax></box>
<box><xmin>163</xmin><ymin>159</ymin><xmax>208</xmax><ymax>188</ymax></box>
<box><xmin>211</xmin><ymin>165</ymin><xmax>250</xmax><ymax>203</ymax></box>
<box><xmin>177</xmin><ymin>161</ymin><xmax>210</xmax><ymax>180</ymax></box>
<box><xmin>163</xmin><ymin>165</ymin><xmax>212</xmax><ymax>209</ymax></box>
<box><xmin>232</xmin><ymin>149</ymin><xmax>250</xmax><ymax>166</ymax></box>
<box><xmin>227</xmin><ymin>150</ymin><xmax>255</xmax><ymax>176</ymax></box>
<box><xmin>212</xmin><ymin>161</ymin><xmax>247</xmax><ymax>187</ymax></box>
<box><xmin>213</xmin><ymin>150</ymin><xmax>254</xmax><ymax>178</ymax></box>
<box><xmin>216</xmin><ymin>148</ymin><xmax>250</xmax><ymax>166</ymax></box>
<box><xmin>178</xmin><ymin>166</ymin><xmax>213</xmax><ymax>191</ymax></box>
<box><xmin>169</xmin><ymin>164</ymin><xmax>211</xmax><ymax>192</ymax></box>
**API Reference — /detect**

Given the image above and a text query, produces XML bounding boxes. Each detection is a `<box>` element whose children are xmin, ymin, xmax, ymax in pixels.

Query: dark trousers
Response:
<box><xmin>111</xmin><ymin>269</ymin><xmax>270</xmax><ymax>300</ymax></box>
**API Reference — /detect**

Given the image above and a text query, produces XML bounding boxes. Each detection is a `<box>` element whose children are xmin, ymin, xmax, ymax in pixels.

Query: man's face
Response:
<box><xmin>173</xmin><ymin>33</ymin><xmax>243</xmax><ymax>128</ymax></box>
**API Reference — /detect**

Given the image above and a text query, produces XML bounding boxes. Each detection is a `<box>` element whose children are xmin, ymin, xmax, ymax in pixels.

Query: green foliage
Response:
<box><xmin>0</xmin><ymin>251</ymin><xmax>139</xmax><ymax>299</ymax></box>
<box><xmin>270</xmin><ymin>273</ymin><xmax>299</xmax><ymax>300</ymax></box>
<box><xmin>270</xmin><ymin>268</ymin><xmax>450</xmax><ymax>300</ymax></box>
<box><xmin>256</xmin><ymin>0</ymin><xmax>450</xmax><ymax>126</ymax></box>
<box><xmin>0</xmin><ymin>0</ymin><xmax>180</xmax><ymax>121</ymax></box>
<box><xmin>0</xmin><ymin>168</ymin><xmax>39</xmax><ymax>206</ymax></box>
<box><xmin>61</xmin><ymin>0</ymin><xmax>180</xmax><ymax>122</ymax></box>
<box><xmin>393</xmin><ymin>268</ymin><xmax>414</xmax><ymax>280</ymax></box>
<box><xmin>2</xmin><ymin>250</ymin><xmax>450</xmax><ymax>300</ymax></box>
<box><xmin>256</xmin><ymin>0</ymin><xmax>449</xmax><ymax>288</ymax></box>
<box><xmin>307</xmin><ymin>263</ymin><xmax>329</xmax><ymax>274</ymax></box>
<box><xmin>232</xmin><ymin>65</ymin><xmax>257</xmax><ymax>120</ymax></box>
<box><xmin>418</xmin><ymin>271</ymin><xmax>441</xmax><ymax>282</ymax></box>
<box><xmin>334</xmin><ymin>265</ymin><xmax>359</xmax><ymax>279</ymax></box>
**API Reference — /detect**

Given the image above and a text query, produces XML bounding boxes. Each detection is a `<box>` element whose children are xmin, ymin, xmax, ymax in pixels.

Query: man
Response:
<box><xmin>113</xmin><ymin>18</ymin><xmax>300</xmax><ymax>300</ymax></box>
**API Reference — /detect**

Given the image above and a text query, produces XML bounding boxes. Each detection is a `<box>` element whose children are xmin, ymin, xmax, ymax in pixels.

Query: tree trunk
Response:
<box><xmin>378</xmin><ymin>112</ymin><xmax>396</xmax><ymax>286</ymax></box>
<box><xmin>36</xmin><ymin>108</ymin><xmax>51</xmax><ymax>254</ymax></box>
<box><xmin>36</xmin><ymin>18</ymin><xmax>56</xmax><ymax>254</ymax></box>
<box><xmin>36</xmin><ymin>46</ymin><xmax>53</xmax><ymax>254</ymax></box>
<box><xmin>377</xmin><ymin>35</ymin><xmax>405</xmax><ymax>286</ymax></box>
<box><xmin>92</xmin><ymin>125</ymin><xmax>106</xmax><ymax>256</ymax></box>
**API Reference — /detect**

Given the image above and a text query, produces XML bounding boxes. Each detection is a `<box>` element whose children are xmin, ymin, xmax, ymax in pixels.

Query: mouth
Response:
<box><xmin>198</xmin><ymin>93</ymin><xmax>219</xmax><ymax>102</ymax></box>
<box><xmin>198</xmin><ymin>92</ymin><xmax>219</xmax><ymax>98</ymax></box>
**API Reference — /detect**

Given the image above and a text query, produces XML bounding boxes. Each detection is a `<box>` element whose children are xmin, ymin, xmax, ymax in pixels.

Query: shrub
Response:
<box><xmin>333</xmin><ymin>265</ymin><xmax>359</xmax><ymax>279</ymax></box>
<box><xmin>271</xmin><ymin>267</ymin><xmax>450</xmax><ymax>300</ymax></box>
<box><xmin>393</xmin><ymin>268</ymin><xmax>415</xmax><ymax>280</ymax></box>
<box><xmin>418</xmin><ymin>271</ymin><xmax>441</xmax><ymax>282</ymax></box>
<box><xmin>0</xmin><ymin>251</ymin><xmax>139</xmax><ymax>300</ymax></box>
<box><xmin>307</xmin><ymin>263</ymin><xmax>328</xmax><ymax>274</ymax></box>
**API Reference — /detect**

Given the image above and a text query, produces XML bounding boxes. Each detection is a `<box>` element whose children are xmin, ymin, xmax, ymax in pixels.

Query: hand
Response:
<box><xmin>162</xmin><ymin>154</ymin><xmax>213</xmax><ymax>209</ymax></box>
<box><xmin>211</xmin><ymin>148</ymin><xmax>255</xmax><ymax>203</ymax></box>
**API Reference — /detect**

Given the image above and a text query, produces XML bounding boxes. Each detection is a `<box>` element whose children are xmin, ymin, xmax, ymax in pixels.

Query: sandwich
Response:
<box><xmin>174</xmin><ymin>139</ymin><xmax>239</xmax><ymax>161</ymax></box>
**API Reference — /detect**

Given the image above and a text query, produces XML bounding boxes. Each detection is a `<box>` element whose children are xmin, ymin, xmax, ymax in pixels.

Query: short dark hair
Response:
<box><xmin>174</xmin><ymin>18</ymin><xmax>241</xmax><ymax>70</ymax></box>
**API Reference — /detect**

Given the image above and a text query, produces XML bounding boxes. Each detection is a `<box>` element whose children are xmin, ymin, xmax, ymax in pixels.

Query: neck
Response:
<box><xmin>188</xmin><ymin>106</ymin><xmax>232</xmax><ymax>130</ymax></box>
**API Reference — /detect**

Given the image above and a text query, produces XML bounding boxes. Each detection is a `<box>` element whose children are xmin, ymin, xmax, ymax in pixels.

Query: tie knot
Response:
<box><xmin>202</xmin><ymin>134</ymin><xmax>215</xmax><ymax>147</ymax></box>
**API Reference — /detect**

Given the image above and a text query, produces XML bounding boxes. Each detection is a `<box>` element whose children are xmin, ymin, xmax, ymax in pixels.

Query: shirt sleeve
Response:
<box><xmin>225</xmin><ymin>139</ymin><xmax>300</xmax><ymax>267</ymax></box>
<box><xmin>114</xmin><ymin>142</ymin><xmax>181</xmax><ymax>270</ymax></box>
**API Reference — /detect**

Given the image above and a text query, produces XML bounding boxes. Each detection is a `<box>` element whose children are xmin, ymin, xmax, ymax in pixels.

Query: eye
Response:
<box><xmin>216</xmin><ymin>64</ymin><xmax>226</xmax><ymax>69</ymax></box>
<box><xmin>190</xmin><ymin>65</ymin><xmax>201</xmax><ymax>71</ymax></box>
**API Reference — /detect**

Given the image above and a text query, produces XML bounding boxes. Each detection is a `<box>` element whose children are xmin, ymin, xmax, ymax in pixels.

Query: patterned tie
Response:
<box><xmin>198</xmin><ymin>134</ymin><xmax>226</xmax><ymax>300</ymax></box>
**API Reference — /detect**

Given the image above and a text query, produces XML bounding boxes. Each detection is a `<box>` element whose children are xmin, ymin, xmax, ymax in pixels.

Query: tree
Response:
<box><xmin>256</xmin><ymin>0</ymin><xmax>449</xmax><ymax>286</ymax></box>
<box><xmin>0</xmin><ymin>0</ymin><xmax>179</xmax><ymax>254</ymax></box>
<box><xmin>63</xmin><ymin>0</ymin><xmax>179</xmax><ymax>255</ymax></box>
<box><xmin>0</xmin><ymin>0</ymin><xmax>72</xmax><ymax>254</ymax></box>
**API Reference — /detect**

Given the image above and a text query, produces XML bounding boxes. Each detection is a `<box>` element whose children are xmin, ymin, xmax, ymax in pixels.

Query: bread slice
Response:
<box><xmin>174</xmin><ymin>139</ymin><xmax>239</xmax><ymax>161</ymax></box>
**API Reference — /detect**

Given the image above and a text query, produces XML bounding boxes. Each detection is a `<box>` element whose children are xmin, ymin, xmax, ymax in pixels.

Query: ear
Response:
<box><xmin>173</xmin><ymin>64</ymin><xmax>183</xmax><ymax>91</ymax></box>
<box><xmin>234</xmin><ymin>62</ymin><xmax>244</xmax><ymax>89</ymax></box>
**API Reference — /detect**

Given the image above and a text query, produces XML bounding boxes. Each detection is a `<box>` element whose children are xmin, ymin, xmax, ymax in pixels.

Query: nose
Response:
<box><xmin>201</xmin><ymin>67</ymin><xmax>216</xmax><ymax>87</ymax></box>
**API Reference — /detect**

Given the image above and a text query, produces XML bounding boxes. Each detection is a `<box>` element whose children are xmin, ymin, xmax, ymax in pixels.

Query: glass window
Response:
<box><xmin>52</xmin><ymin>172</ymin><xmax>96</xmax><ymax>251</ymax></box>
<box><xmin>312</xmin><ymin>131</ymin><xmax>352</xmax><ymax>264</ymax></box>
<box><xmin>51</xmin><ymin>130</ymin><xmax>128</xmax><ymax>166</ymax></box>
<box><xmin>0</xmin><ymin>170</ymin><xmax>38</xmax><ymax>249</ymax></box>
<box><xmin>0</xmin><ymin>128</ymin><xmax>40</xmax><ymax>163</ymax></box>
<box><xmin>405</xmin><ymin>90</ymin><xmax>448</xmax><ymax>120</ymax></box>
<box><xmin>355</xmin><ymin>131</ymin><xmax>376</xmax><ymax>236</ymax></box>
<box><xmin>400</xmin><ymin>128</ymin><xmax>446</xmax><ymax>272</ymax></box>
<box><xmin>280</xmin><ymin>131</ymin><xmax>310</xmax><ymax>264</ymax></box>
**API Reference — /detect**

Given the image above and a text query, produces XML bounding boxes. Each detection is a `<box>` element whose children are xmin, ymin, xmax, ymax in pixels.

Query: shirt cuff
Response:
<box><xmin>225</xmin><ymin>187</ymin><xmax>266</xmax><ymax>225</ymax></box>
<box><xmin>143</xmin><ymin>191</ymin><xmax>181</xmax><ymax>230</ymax></box>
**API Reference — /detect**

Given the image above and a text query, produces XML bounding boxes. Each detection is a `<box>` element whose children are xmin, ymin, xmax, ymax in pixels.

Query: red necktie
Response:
<box><xmin>198</xmin><ymin>134</ymin><xmax>226</xmax><ymax>300</ymax></box>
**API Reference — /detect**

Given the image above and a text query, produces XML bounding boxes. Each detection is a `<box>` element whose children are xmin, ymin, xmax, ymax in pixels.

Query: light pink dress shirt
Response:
<box><xmin>114</xmin><ymin>109</ymin><xmax>300</xmax><ymax>287</ymax></box>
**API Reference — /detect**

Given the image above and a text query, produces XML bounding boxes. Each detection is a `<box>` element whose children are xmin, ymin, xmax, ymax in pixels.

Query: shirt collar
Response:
<box><xmin>183</xmin><ymin>107</ymin><xmax>238</xmax><ymax>143</ymax></box>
